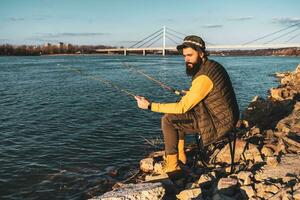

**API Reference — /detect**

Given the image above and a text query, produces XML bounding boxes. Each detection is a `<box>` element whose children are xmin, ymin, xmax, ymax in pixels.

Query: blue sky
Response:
<box><xmin>0</xmin><ymin>0</ymin><xmax>299</xmax><ymax>47</ymax></box>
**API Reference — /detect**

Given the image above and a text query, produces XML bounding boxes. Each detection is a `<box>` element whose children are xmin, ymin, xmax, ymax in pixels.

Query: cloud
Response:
<box><xmin>202</xmin><ymin>24</ymin><xmax>223</xmax><ymax>28</ymax></box>
<box><xmin>272</xmin><ymin>17</ymin><xmax>300</xmax><ymax>26</ymax></box>
<box><xmin>5</xmin><ymin>15</ymin><xmax>52</xmax><ymax>21</ymax></box>
<box><xmin>7</xmin><ymin>17</ymin><xmax>25</xmax><ymax>21</ymax></box>
<box><xmin>227</xmin><ymin>16</ymin><xmax>254</xmax><ymax>21</ymax></box>
<box><xmin>32</xmin><ymin>15</ymin><xmax>52</xmax><ymax>20</ymax></box>
<box><xmin>37</xmin><ymin>32</ymin><xmax>110</xmax><ymax>38</ymax></box>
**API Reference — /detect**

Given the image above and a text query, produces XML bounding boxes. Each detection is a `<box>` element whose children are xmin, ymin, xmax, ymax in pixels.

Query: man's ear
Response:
<box><xmin>198</xmin><ymin>51</ymin><xmax>204</xmax><ymax>59</ymax></box>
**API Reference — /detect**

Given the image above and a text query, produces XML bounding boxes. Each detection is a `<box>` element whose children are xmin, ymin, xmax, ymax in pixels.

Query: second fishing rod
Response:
<box><xmin>121</xmin><ymin>62</ymin><xmax>185</xmax><ymax>96</ymax></box>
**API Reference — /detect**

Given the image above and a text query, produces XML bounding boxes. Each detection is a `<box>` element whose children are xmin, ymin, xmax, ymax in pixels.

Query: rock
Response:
<box><xmin>282</xmin><ymin>192</ymin><xmax>293</xmax><ymax>200</ymax></box>
<box><xmin>105</xmin><ymin>166</ymin><xmax>119</xmax><ymax>177</ymax></box>
<box><xmin>92</xmin><ymin>183</ymin><xmax>165</xmax><ymax>200</ymax></box>
<box><xmin>217</xmin><ymin>178</ymin><xmax>238</xmax><ymax>196</ymax></box>
<box><xmin>265</xmin><ymin>156</ymin><xmax>279</xmax><ymax>167</ymax></box>
<box><xmin>294</xmin><ymin>189</ymin><xmax>300</xmax><ymax>200</ymax></box>
<box><xmin>153</xmin><ymin>162</ymin><xmax>164</xmax><ymax>174</ymax></box>
<box><xmin>212</xmin><ymin>193</ymin><xmax>239</xmax><ymax>200</ymax></box>
<box><xmin>145</xmin><ymin>174</ymin><xmax>168</xmax><ymax>182</ymax></box>
<box><xmin>255</xmin><ymin>154</ymin><xmax>300</xmax><ymax>181</ymax></box>
<box><xmin>282</xmin><ymin>175</ymin><xmax>296</xmax><ymax>183</ymax></box>
<box><xmin>275</xmin><ymin>72</ymin><xmax>289</xmax><ymax>79</ymax></box>
<box><xmin>176</xmin><ymin>187</ymin><xmax>202</xmax><ymax>200</ymax></box>
<box><xmin>240</xmin><ymin>185</ymin><xmax>256</xmax><ymax>198</ymax></box>
<box><xmin>251</xmin><ymin>95</ymin><xmax>261</xmax><ymax>102</ymax></box>
<box><xmin>270</xmin><ymin>88</ymin><xmax>284</xmax><ymax>100</ymax></box>
<box><xmin>243</xmin><ymin>95</ymin><xmax>294</xmax><ymax>129</ymax></box>
<box><xmin>261</xmin><ymin>146</ymin><xmax>274</xmax><ymax>157</ymax></box>
<box><xmin>237</xmin><ymin>171</ymin><xmax>253</xmax><ymax>185</ymax></box>
<box><xmin>273</xmin><ymin>139</ymin><xmax>287</xmax><ymax>155</ymax></box>
<box><xmin>112</xmin><ymin>182</ymin><xmax>125</xmax><ymax>190</ymax></box>
<box><xmin>243</xmin><ymin>120</ymin><xmax>250</xmax><ymax>128</ymax></box>
<box><xmin>140</xmin><ymin>158</ymin><xmax>154</xmax><ymax>173</ymax></box>
<box><xmin>198</xmin><ymin>174</ymin><xmax>213</xmax><ymax>186</ymax></box>
<box><xmin>276</xmin><ymin>102</ymin><xmax>300</xmax><ymax>133</ymax></box>
<box><xmin>265</xmin><ymin>129</ymin><xmax>275</xmax><ymax>138</ymax></box>
<box><xmin>264</xmin><ymin>184</ymin><xmax>280</xmax><ymax>194</ymax></box>
<box><xmin>243</xmin><ymin>146</ymin><xmax>263</xmax><ymax>163</ymax></box>
<box><xmin>216</xmin><ymin>139</ymin><xmax>263</xmax><ymax>164</ymax></box>
<box><xmin>215</xmin><ymin>140</ymin><xmax>245</xmax><ymax>164</ymax></box>
<box><xmin>250</xmin><ymin>126</ymin><xmax>260</xmax><ymax>135</ymax></box>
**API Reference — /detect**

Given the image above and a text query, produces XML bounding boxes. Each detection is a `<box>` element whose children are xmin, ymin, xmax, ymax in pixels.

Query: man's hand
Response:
<box><xmin>135</xmin><ymin>96</ymin><xmax>151</xmax><ymax>110</ymax></box>
<box><xmin>181</xmin><ymin>90</ymin><xmax>189</xmax><ymax>95</ymax></box>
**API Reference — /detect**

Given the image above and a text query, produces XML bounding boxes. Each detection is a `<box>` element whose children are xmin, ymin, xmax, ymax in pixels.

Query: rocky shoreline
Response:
<box><xmin>90</xmin><ymin>64</ymin><xmax>300</xmax><ymax>200</ymax></box>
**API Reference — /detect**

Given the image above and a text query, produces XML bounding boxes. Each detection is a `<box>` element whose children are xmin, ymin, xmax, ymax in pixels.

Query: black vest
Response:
<box><xmin>193</xmin><ymin>59</ymin><xmax>240</xmax><ymax>145</ymax></box>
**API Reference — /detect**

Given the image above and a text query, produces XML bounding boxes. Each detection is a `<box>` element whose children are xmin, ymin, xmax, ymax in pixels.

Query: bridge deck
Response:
<box><xmin>96</xmin><ymin>44</ymin><xmax>300</xmax><ymax>53</ymax></box>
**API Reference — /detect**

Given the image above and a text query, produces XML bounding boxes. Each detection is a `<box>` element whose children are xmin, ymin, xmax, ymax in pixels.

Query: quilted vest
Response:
<box><xmin>193</xmin><ymin>59</ymin><xmax>240</xmax><ymax>145</ymax></box>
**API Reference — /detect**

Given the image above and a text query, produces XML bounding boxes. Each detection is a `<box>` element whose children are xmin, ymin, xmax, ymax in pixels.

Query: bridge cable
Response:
<box><xmin>285</xmin><ymin>29</ymin><xmax>300</xmax><ymax>43</ymax></box>
<box><xmin>242</xmin><ymin>22</ymin><xmax>300</xmax><ymax>46</ymax></box>
<box><xmin>166</xmin><ymin>30</ymin><xmax>184</xmax><ymax>41</ymax></box>
<box><xmin>166</xmin><ymin>27</ymin><xmax>187</xmax><ymax>37</ymax></box>
<box><xmin>129</xmin><ymin>28</ymin><xmax>163</xmax><ymax>48</ymax></box>
<box><xmin>167</xmin><ymin>27</ymin><xmax>216</xmax><ymax>46</ymax></box>
<box><xmin>137</xmin><ymin>31</ymin><xmax>163</xmax><ymax>48</ymax></box>
<box><xmin>165</xmin><ymin>35</ymin><xmax>180</xmax><ymax>45</ymax></box>
<box><xmin>130</xmin><ymin>28</ymin><xmax>162</xmax><ymax>48</ymax></box>
<box><xmin>146</xmin><ymin>35</ymin><xmax>163</xmax><ymax>48</ymax></box>
<box><xmin>264</xmin><ymin>27</ymin><xmax>299</xmax><ymax>44</ymax></box>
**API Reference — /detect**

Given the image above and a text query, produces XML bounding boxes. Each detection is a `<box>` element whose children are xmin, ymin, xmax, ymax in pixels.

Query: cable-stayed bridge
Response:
<box><xmin>96</xmin><ymin>24</ymin><xmax>300</xmax><ymax>56</ymax></box>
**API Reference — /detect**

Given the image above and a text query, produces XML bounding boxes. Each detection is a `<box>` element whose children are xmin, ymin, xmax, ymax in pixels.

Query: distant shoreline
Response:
<box><xmin>0</xmin><ymin>47</ymin><xmax>299</xmax><ymax>57</ymax></box>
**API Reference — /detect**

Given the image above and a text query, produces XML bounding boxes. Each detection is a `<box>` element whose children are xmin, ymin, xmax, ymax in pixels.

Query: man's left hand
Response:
<box><xmin>135</xmin><ymin>96</ymin><xmax>151</xmax><ymax>110</ymax></box>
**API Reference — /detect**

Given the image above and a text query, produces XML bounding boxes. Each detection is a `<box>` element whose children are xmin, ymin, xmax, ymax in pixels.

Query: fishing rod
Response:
<box><xmin>65</xmin><ymin>66</ymin><xmax>136</xmax><ymax>98</ymax></box>
<box><xmin>122</xmin><ymin>62</ymin><xmax>184</xmax><ymax>96</ymax></box>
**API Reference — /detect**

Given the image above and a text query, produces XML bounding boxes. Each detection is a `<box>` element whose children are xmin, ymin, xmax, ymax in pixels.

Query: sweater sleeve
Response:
<box><xmin>151</xmin><ymin>75</ymin><xmax>213</xmax><ymax>114</ymax></box>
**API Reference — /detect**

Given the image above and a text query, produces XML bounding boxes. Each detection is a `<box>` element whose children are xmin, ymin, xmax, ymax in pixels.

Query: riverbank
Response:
<box><xmin>1</xmin><ymin>46</ymin><xmax>300</xmax><ymax>56</ymax></box>
<box><xmin>91</xmin><ymin>63</ymin><xmax>300</xmax><ymax>200</ymax></box>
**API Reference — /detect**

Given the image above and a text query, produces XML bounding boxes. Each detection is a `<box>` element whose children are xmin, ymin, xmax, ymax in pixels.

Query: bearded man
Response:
<box><xmin>135</xmin><ymin>35</ymin><xmax>239</xmax><ymax>175</ymax></box>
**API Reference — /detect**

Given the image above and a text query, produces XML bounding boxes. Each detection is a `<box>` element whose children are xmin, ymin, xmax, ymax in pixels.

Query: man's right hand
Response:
<box><xmin>135</xmin><ymin>96</ymin><xmax>151</xmax><ymax>110</ymax></box>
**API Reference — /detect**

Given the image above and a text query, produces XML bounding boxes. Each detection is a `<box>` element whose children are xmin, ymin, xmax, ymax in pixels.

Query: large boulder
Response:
<box><xmin>276</xmin><ymin>102</ymin><xmax>300</xmax><ymax>133</ymax></box>
<box><xmin>254</xmin><ymin>154</ymin><xmax>300</xmax><ymax>181</ymax></box>
<box><xmin>91</xmin><ymin>183</ymin><xmax>165</xmax><ymax>200</ymax></box>
<box><xmin>243</xmin><ymin>96</ymin><xmax>294</xmax><ymax>129</ymax></box>
<box><xmin>215</xmin><ymin>140</ymin><xmax>262</xmax><ymax>164</ymax></box>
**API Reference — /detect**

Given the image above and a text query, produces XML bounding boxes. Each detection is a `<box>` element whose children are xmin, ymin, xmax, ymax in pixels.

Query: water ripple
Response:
<box><xmin>0</xmin><ymin>55</ymin><xmax>299</xmax><ymax>199</ymax></box>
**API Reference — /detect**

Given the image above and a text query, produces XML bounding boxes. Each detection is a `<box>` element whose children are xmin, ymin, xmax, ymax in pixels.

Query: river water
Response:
<box><xmin>0</xmin><ymin>55</ymin><xmax>299</xmax><ymax>199</ymax></box>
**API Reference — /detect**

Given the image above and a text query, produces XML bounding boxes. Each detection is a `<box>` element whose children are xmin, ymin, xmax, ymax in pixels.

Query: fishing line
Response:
<box><xmin>121</xmin><ymin>62</ymin><xmax>184</xmax><ymax>96</ymax></box>
<box><xmin>65</xmin><ymin>66</ymin><xmax>136</xmax><ymax>98</ymax></box>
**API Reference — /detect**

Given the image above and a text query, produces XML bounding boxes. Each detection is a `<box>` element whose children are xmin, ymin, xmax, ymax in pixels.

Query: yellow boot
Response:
<box><xmin>178</xmin><ymin>139</ymin><xmax>187</xmax><ymax>164</ymax></box>
<box><xmin>164</xmin><ymin>154</ymin><xmax>181</xmax><ymax>174</ymax></box>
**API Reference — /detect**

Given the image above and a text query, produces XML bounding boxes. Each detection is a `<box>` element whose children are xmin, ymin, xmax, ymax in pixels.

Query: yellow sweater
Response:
<box><xmin>151</xmin><ymin>75</ymin><xmax>213</xmax><ymax>114</ymax></box>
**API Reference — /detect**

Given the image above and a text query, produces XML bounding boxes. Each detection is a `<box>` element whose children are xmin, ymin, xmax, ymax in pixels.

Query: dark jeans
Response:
<box><xmin>162</xmin><ymin>112</ymin><xmax>199</xmax><ymax>155</ymax></box>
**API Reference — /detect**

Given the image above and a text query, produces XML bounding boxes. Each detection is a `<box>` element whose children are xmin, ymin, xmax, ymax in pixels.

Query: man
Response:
<box><xmin>135</xmin><ymin>35</ymin><xmax>239</xmax><ymax>175</ymax></box>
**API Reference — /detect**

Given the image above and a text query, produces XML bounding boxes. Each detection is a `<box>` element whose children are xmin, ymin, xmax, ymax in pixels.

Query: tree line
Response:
<box><xmin>1</xmin><ymin>44</ymin><xmax>299</xmax><ymax>56</ymax></box>
<box><xmin>210</xmin><ymin>47</ymin><xmax>300</xmax><ymax>56</ymax></box>
<box><xmin>0</xmin><ymin>43</ymin><xmax>116</xmax><ymax>56</ymax></box>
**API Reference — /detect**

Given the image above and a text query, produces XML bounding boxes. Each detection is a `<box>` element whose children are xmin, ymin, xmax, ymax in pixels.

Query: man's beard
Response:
<box><xmin>186</xmin><ymin>60</ymin><xmax>202</xmax><ymax>76</ymax></box>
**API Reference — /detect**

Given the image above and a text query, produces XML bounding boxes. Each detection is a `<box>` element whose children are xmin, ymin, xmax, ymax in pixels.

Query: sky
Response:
<box><xmin>0</xmin><ymin>0</ymin><xmax>300</xmax><ymax>47</ymax></box>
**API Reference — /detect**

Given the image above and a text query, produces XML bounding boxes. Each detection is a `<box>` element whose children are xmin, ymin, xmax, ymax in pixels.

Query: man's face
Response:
<box><xmin>183</xmin><ymin>47</ymin><xmax>202</xmax><ymax>76</ymax></box>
